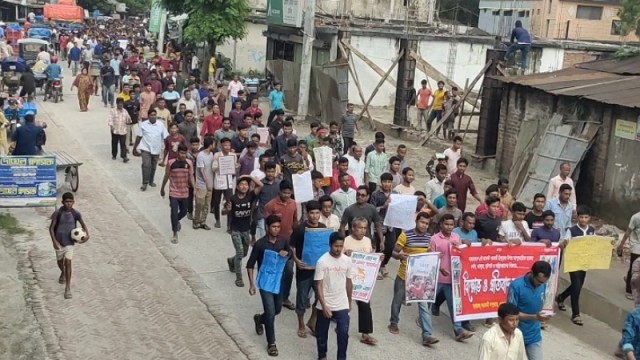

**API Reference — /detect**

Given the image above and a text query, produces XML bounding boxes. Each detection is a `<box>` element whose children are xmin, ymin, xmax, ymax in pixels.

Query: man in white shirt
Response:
<box><xmin>425</xmin><ymin>163</ymin><xmax>448</xmax><ymax>203</ymax></box>
<box><xmin>132</xmin><ymin>109</ymin><xmax>169</xmax><ymax>191</ymax></box>
<box><xmin>227</xmin><ymin>74</ymin><xmax>244</xmax><ymax>104</ymax></box>
<box><xmin>191</xmin><ymin>54</ymin><xmax>200</xmax><ymax>72</ymax></box>
<box><xmin>443</xmin><ymin>136</ymin><xmax>463</xmax><ymax>174</ymax></box>
<box><xmin>37</xmin><ymin>47</ymin><xmax>51</xmax><ymax>64</ymax></box>
<box><xmin>315</xmin><ymin>232</ymin><xmax>352</xmax><ymax>360</ymax></box>
<box><xmin>498</xmin><ymin>202</ymin><xmax>531</xmax><ymax>244</ymax></box>
<box><xmin>546</xmin><ymin>162</ymin><xmax>577</xmax><ymax>208</ymax></box>
<box><xmin>178</xmin><ymin>89</ymin><xmax>198</xmax><ymax>120</ymax></box>
<box><xmin>478</xmin><ymin>302</ymin><xmax>527</xmax><ymax>360</ymax></box>
<box><xmin>345</xmin><ymin>145</ymin><xmax>366</xmax><ymax>187</ymax></box>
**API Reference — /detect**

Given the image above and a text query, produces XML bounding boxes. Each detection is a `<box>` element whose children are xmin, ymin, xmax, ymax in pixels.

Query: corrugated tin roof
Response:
<box><xmin>576</xmin><ymin>56</ymin><xmax>640</xmax><ymax>75</ymax></box>
<box><xmin>497</xmin><ymin>68</ymin><xmax>640</xmax><ymax>109</ymax></box>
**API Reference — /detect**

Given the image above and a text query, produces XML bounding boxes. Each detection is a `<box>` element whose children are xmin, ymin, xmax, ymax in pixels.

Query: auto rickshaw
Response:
<box><xmin>2</xmin><ymin>56</ymin><xmax>27</xmax><ymax>96</ymax></box>
<box><xmin>17</xmin><ymin>38</ymin><xmax>52</xmax><ymax>66</ymax></box>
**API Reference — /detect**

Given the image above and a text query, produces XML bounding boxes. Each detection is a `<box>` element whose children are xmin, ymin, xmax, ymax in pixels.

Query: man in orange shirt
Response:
<box><xmin>263</xmin><ymin>180</ymin><xmax>297</xmax><ymax>238</ymax></box>
<box><xmin>415</xmin><ymin>79</ymin><xmax>431</xmax><ymax>130</ymax></box>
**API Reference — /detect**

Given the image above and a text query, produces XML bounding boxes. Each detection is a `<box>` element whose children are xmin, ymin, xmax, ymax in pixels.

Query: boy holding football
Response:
<box><xmin>49</xmin><ymin>192</ymin><xmax>90</xmax><ymax>299</ymax></box>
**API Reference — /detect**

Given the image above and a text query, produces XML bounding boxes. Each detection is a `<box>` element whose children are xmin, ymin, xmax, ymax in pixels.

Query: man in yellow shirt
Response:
<box><xmin>117</xmin><ymin>84</ymin><xmax>131</xmax><ymax>102</ymax></box>
<box><xmin>208</xmin><ymin>55</ymin><xmax>216</xmax><ymax>85</ymax></box>
<box><xmin>426</xmin><ymin>80</ymin><xmax>447</xmax><ymax>133</ymax></box>
<box><xmin>388</xmin><ymin>212</ymin><xmax>439</xmax><ymax>346</ymax></box>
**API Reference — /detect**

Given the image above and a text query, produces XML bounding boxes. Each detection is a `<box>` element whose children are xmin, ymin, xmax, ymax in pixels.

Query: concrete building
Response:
<box><xmin>529</xmin><ymin>0</ymin><xmax>640</xmax><ymax>42</ymax></box>
<box><xmin>478</xmin><ymin>0</ymin><xmax>533</xmax><ymax>37</ymax></box>
<box><xmin>491</xmin><ymin>55</ymin><xmax>640</xmax><ymax>227</ymax></box>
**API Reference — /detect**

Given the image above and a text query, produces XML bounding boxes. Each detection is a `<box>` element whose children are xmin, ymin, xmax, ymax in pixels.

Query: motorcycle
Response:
<box><xmin>44</xmin><ymin>78</ymin><xmax>63</xmax><ymax>103</ymax></box>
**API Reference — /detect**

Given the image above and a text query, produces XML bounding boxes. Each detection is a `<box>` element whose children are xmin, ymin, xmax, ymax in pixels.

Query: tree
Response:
<box><xmin>618</xmin><ymin>0</ymin><xmax>640</xmax><ymax>37</ymax></box>
<box><xmin>122</xmin><ymin>0</ymin><xmax>152</xmax><ymax>16</ymax></box>
<box><xmin>161</xmin><ymin>0</ymin><xmax>251</xmax><ymax>46</ymax></box>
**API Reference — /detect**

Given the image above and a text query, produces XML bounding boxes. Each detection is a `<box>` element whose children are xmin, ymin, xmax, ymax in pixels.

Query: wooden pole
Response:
<box><xmin>341</xmin><ymin>40</ymin><xmax>397</xmax><ymax>87</ymax></box>
<box><xmin>462</xmin><ymin>85</ymin><xmax>483</xmax><ymax>142</ymax></box>
<box><xmin>338</xmin><ymin>41</ymin><xmax>377</xmax><ymax>130</ymax></box>
<box><xmin>420</xmin><ymin>59</ymin><xmax>492</xmax><ymax>146</ymax></box>
<box><xmin>357</xmin><ymin>49</ymin><xmax>405</xmax><ymax>122</ymax></box>
<box><xmin>456</xmin><ymin>78</ymin><xmax>469</xmax><ymax>132</ymax></box>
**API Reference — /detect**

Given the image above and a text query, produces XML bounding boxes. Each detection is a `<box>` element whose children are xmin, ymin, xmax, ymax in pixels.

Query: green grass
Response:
<box><xmin>0</xmin><ymin>213</ymin><xmax>31</xmax><ymax>236</ymax></box>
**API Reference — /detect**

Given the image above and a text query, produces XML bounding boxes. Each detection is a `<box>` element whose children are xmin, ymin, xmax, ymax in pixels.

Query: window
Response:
<box><xmin>504</xmin><ymin>10</ymin><xmax>513</xmax><ymax>16</ymax></box>
<box><xmin>492</xmin><ymin>10</ymin><xmax>500</xmax><ymax>16</ymax></box>
<box><xmin>611</xmin><ymin>20</ymin><xmax>622</xmax><ymax>35</ymax></box>
<box><xmin>537</xmin><ymin>9</ymin><xmax>540</xmax><ymax>15</ymax></box>
<box><xmin>526</xmin><ymin>10</ymin><xmax>530</xmax><ymax>17</ymax></box>
<box><xmin>518</xmin><ymin>10</ymin><xmax>526</xmax><ymax>17</ymax></box>
<box><xmin>576</xmin><ymin>5</ymin><xmax>603</xmax><ymax>20</ymax></box>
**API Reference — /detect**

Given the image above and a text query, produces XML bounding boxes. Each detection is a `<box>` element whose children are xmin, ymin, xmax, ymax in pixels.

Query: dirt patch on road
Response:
<box><xmin>0</xmin><ymin>213</ymin><xmax>47</xmax><ymax>360</ymax></box>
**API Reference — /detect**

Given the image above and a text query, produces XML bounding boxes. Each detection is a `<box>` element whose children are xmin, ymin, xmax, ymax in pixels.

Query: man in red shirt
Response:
<box><xmin>450</xmin><ymin>157</ymin><xmax>482</xmax><ymax>212</ymax></box>
<box><xmin>160</xmin><ymin>144</ymin><xmax>195</xmax><ymax>244</ymax></box>
<box><xmin>415</xmin><ymin>79</ymin><xmax>432</xmax><ymax>130</ymax></box>
<box><xmin>263</xmin><ymin>180</ymin><xmax>298</xmax><ymax>238</ymax></box>
<box><xmin>330</xmin><ymin>157</ymin><xmax>357</xmax><ymax>193</ymax></box>
<box><xmin>200</xmin><ymin>104</ymin><xmax>223</xmax><ymax>140</ymax></box>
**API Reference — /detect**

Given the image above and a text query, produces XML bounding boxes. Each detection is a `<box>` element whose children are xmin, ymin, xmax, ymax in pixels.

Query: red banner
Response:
<box><xmin>450</xmin><ymin>244</ymin><xmax>560</xmax><ymax>321</ymax></box>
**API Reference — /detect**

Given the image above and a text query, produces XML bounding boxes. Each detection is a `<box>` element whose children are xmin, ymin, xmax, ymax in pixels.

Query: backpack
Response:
<box><xmin>53</xmin><ymin>208</ymin><xmax>80</xmax><ymax>233</ymax></box>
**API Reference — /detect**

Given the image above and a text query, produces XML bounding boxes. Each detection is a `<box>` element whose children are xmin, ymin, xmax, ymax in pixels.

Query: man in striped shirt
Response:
<box><xmin>388</xmin><ymin>212</ymin><xmax>440</xmax><ymax>346</ymax></box>
<box><xmin>160</xmin><ymin>144</ymin><xmax>195</xmax><ymax>244</ymax></box>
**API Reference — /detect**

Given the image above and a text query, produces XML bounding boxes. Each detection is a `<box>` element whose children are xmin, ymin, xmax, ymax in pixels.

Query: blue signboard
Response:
<box><xmin>0</xmin><ymin>156</ymin><xmax>57</xmax><ymax>207</ymax></box>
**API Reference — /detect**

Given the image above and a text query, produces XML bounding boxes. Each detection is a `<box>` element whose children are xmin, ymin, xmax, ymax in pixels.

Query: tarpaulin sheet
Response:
<box><xmin>43</xmin><ymin>4</ymin><xmax>84</xmax><ymax>23</ymax></box>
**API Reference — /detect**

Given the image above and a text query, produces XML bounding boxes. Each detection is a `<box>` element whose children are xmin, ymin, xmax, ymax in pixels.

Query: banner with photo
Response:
<box><xmin>450</xmin><ymin>244</ymin><xmax>561</xmax><ymax>321</ymax></box>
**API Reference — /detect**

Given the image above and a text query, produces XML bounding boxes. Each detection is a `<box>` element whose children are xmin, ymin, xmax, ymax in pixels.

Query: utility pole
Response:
<box><xmin>158</xmin><ymin>10</ymin><xmax>168</xmax><ymax>54</ymax></box>
<box><xmin>296</xmin><ymin>0</ymin><xmax>316</xmax><ymax>120</ymax></box>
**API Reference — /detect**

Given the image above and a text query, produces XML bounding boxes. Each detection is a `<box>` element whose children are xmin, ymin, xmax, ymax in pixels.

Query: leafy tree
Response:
<box><xmin>618</xmin><ymin>0</ymin><xmax>640</xmax><ymax>37</ymax></box>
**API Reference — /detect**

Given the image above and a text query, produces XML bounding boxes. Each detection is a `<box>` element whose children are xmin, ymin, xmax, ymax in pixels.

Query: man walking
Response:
<box><xmin>339</xmin><ymin>103</ymin><xmax>358</xmax><ymax>153</ymax></box>
<box><xmin>100</xmin><ymin>59</ymin><xmax>116</xmax><ymax>108</ymax></box>
<box><xmin>618</xmin><ymin>211</ymin><xmax>640</xmax><ymax>300</ymax></box>
<box><xmin>108</xmin><ymin>98</ymin><xmax>131</xmax><ymax>163</ymax></box>
<box><xmin>507</xmin><ymin>261</ymin><xmax>552</xmax><ymax>360</ymax></box>
<box><xmin>415</xmin><ymin>79</ymin><xmax>431</xmax><ymax>130</ymax></box>
<box><xmin>193</xmin><ymin>137</ymin><xmax>215</xmax><ymax>230</ymax></box>
<box><xmin>315</xmin><ymin>232</ymin><xmax>353</xmax><ymax>360</ymax></box>
<box><xmin>133</xmin><ymin>109</ymin><xmax>169</xmax><ymax>191</ymax></box>
<box><xmin>160</xmin><ymin>144</ymin><xmax>195</xmax><ymax>244</ymax></box>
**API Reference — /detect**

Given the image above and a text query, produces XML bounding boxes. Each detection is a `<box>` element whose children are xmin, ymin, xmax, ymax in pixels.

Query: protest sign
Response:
<box><xmin>256</xmin><ymin>250</ymin><xmax>288</xmax><ymax>294</ymax></box>
<box><xmin>0</xmin><ymin>156</ymin><xmax>57</xmax><ymax>207</ymax></box>
<box><xmin>313</xmin><ymin>146</ymin><xmax>333</xmax><ymax>177</ymax></box>
<box><xmin>218</xmin><ymin>155</ymin><xmax>236</xmax><ymax>176</ymax></box>
<box><xmin>405</xmin><ymin>253</ymin><xmax>440</xmax><ymax>303</ymax></box>
<box><xmin>292</xmin><ymin>171</ymin><xmax>314</xmax><ymax>203</ymax></box>
<box><xmin>563</xmin><ymin>236</ymin><xmax>613</xmax><ymax>272</ymax></box>
<box><xmin>450</xmin><ymin>244</ymin><xmax>561</xmax><ymax>321</ymax></box>
<box><xmin>257</xmin><ymin>127</ymin><xmax>269</xmax><ymax>146</ymax></box>
<box><xmin>383</xmin><ymin>194</ymin><xmax>418</xmax><ymax>230</ymax></box>
<box><xmin>301</xmin><ymin>228</ymin><xmax>333</xmax><ymax>267</ymax></box>
<box><xmin>351</xmin><ymin>252</ymin><xmax>382</xmax><ymax>303</ymax></box>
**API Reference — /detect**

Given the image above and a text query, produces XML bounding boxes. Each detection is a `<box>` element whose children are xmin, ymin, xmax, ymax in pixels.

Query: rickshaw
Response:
<box><xmin>17</xmin><ymin>38</ymin><xmax>52</xmax><ymax>66</ymax></box>
<box><xmin>2</xmin><ymin>56</ymin><xmax>27</xmax><ymax>96</ymax></box>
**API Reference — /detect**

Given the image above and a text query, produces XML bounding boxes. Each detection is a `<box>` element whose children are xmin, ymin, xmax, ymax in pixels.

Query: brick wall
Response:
<box><xmin>562</xmin><ymin>51</ymin><xmax>599</xmax><ymax>68</ymax></box>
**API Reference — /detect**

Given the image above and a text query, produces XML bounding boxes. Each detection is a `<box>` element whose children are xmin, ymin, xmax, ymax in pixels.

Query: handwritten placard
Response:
<box><xmin>218</xmin><ymin>155</ymin><xmax>236</xmax><ymax>176</ymax></box>
<box><xmin>351</xmin><ymin>252</ymin><xmax>382</xmax><ymax>303</ymax></box>
<box><xmin>563</xmin><ymin>235</ymin><xmax>613</xmax><ymax>272</ymax></box>
<box><xmin>313</xmin><ymin>146</ymin><xmax>333</xmax><ymax>178</ymax></box>
<box><xmin>383</xmin><ymin>194</ymin><xmax>418</xmax><ymax>230</ymax></box>
<box><xmin>292</xmin><ymin>170</ymin><xmax>314</xmax><ymax>203</ymax></box>
<box><xmin>257</xmin><ymin>127</ymin><xmax>270</xmax><ymax>146</ymax></box>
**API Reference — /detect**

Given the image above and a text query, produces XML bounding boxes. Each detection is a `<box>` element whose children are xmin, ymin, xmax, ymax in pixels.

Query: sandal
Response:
<box><xmin>555</xmin><ymin>296</ymin><xmax>567</xmax><ymax>311</ymax></box>
<box><xmin>377</xmin><ymin>273</ymin><xmax>384</xmax><ymax>280</ymax></box>
<box><xmin>64</xmin><ymin>289</ymin><xmax>72</xmax><ymax>299</ymax></box>
<box><xmin>572</xmin><ymin>316</ymin><xmax>584</xmax><ymax>326</ymax></box>
<box><xmin>297</xmin><ymin>329</ymin><xmax>307</xmax><ymax>338</ymax></box>
<box><xmin>388</xmin><ymin>324</ymin><xmax>399</xmax><ymax>334</ymax></box>
<box><xmin>360</xmin><ymin>335</ymin><xmax>378</xmax><ymax>345</ymax></box>
<box><xmin>626</xmin><ymin>293</ymin><xmax>634</xmax><ymax>300</ymax></box>
<box><xmin>267</xmin><ymin>344</ymin><xmax>278</xmax><ymax>357</ymax></box>
<box><xmin>282</xmin><ymin>300</ymin><xmax>295</xmax><ymax>311</ymax></box>
<box><xmin>235</xmin><ymin>279</ymin><xmax>245</xmax><ymax>287</ymax></box>
<box><xmin>58</xmin><ymin>275</ymin><xmax>65</xmax><ymax>284</ymax></box>
<box><xmin>306</xmin><ymin>323</ymin><xmax>316</xmax><ymax>337</ymax></box>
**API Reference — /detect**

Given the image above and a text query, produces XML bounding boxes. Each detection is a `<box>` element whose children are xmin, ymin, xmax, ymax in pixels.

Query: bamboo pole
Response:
<box><xmin>338</xmin><ymin>41</ymin><xmax>377</xmax><ymax>130</ymax></box>
<box><xmin>341</xmin><ymin>40</ymin><xmax>397</xmax><ymax>87</ymax></box>
<box><xmin>357</xmin><ymin>49</ymin><xmax>405</xmax><ymax>122</ymax></box>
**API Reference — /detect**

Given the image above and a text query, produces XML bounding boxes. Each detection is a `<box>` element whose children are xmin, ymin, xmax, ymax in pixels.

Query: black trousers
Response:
<box><xmin>343</xmin><ymin>137</ymin><xmax>354</xmax><ymax>153</ymax></box>
<box><xmin>559</xmin><ymin>270</ymin><xmax>587</xmax><ymax>318</ymax></box>
<box><xmin>626</xmin><ymin>253</ymin><xmax>640</xmax><ymax>294</ymax></box>
<box><xmin>188</xmin><ymin>186</ymin><xmax>195</xmax><ymax>214</ymax></box>
<box><xmin>211</xmin><ymin>188</ymin><xmax>233</xmax><ymax>221</ymax></box>
<box><xmin>267</xmin><ymin>110</ymin><xmax>278</xmax><ymax>126</ymax></box>
<box><xmin>111</xmin><ymin>133</ymin><xmax>127</xmax><ymax>159</ymax></box>
<box><xmin>368</xmin><ymin>182</ymin><xmax>378</xmax><ymax>195</ymax></box>
<box><xmin>356</xmin><ymin>300</ymin><xmax>373</xmax><ymax>334</ymax></box>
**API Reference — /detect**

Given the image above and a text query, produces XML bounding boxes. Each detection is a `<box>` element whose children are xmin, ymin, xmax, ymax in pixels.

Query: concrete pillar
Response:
<box><xmin>393</xmin><ymin>38</ymin><xmax>418</xmax><ymax>127</ymax></box>
<box><xmin>296</xmin><ymin>0</ymin><xmax>316</xmax><ymax>120</ymax></box>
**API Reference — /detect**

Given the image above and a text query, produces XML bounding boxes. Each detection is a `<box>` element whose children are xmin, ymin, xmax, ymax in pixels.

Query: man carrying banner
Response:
<box><xmin>507</xmin><ymin>261</ymin><xmax>552</xmax><ymax>360</ymax></box>
<box><xmin>247</xmin><ymin>215</ymin><xmax>291</xmax><ymax>357</ymax></box>
<box><xmin>388</xmin><ymin>212</ymin><xmax>440</xmax><ymax>346</ymax></box>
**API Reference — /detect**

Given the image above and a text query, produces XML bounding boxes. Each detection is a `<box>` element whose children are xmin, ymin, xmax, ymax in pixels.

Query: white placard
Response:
<box><xmin>257</xmin><ymin>127</ymin><xmax>269</xmax><ymax>145</ymax></box>
<box><xmin>383</xmin><ymin>194</ymin><xmax>418</xmax><ymax>230</ymax></box>
<box><xmin>313</xmin><ymin>146</ymin><xmax>333</xmax><ymax>178</ymax></box>
<box><xmin>292</xmin><ymin>171</ymin><xmax>314</xmax><ymax>203</ymax></box>
<box><xmin>218</xmin><ymin>155</ymin><xmax>236</xmax><ymax>176</ymax></box>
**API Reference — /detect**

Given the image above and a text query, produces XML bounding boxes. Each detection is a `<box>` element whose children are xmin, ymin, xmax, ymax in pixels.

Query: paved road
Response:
<box><xmin>20</xmin><ymin>66</ymin><xmax>621</xmax><ymax>360</ymax></box>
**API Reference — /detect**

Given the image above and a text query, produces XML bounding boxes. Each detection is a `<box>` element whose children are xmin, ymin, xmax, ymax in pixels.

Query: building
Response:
<box><xmin>478</xmin><ymin>0</ymin><xmax>533</xmax><ymax>37</ymax></box>
<box><xmin>0</xmin><ymin>0</ymin><xmax>45</xmax><ymax>22</ymax></box>
<box><xmin>490</xmin><ymin>55</ymin><xmax>640</xmax><ymax>228</ymax></box>
<box><xmin>529</xmin><ymin>0</ymin><xmax>640</xmax><ymax>42</ymax></box>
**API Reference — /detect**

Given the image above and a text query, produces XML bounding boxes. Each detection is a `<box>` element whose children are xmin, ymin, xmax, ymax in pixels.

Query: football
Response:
<box><xmin>71</xmin><ymin>227</ymin><xmax>87</xmax><ymax>243</ymax></box>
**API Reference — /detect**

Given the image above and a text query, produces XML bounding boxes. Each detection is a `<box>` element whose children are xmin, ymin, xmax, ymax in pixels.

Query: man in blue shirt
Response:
<box><xmin>100</xmin><ymin>61</ymin><xmax>116</xmax><ymax>108</ymax></box>
<box><xmin>10</xmin><ymin>114</ymin><xmax>44</xmax><ymax>155</ymax></box>
<box><xmin>267</xmin><ymin>82</ymin><xmax>285</xmax><ymax>126</ymax></box>
<box><xmin>544</xmin><ymin>183</ymin><xmax>574</xmax><ymax>234</ymax></box>
<box><xmin>453</xmin><ymin>212</ymin><xmax>479</xmax><ymax>243</ymax></box>
<box><xmin>44</xmin><ymin>57</ymin><xmax>62</xmax><ymax>101</ymax></box>
<box><xmin>69</xmin><ymin>44</ymin><xmax>82</xmax><ymax>76</ymax></box>
<box><xmin>530</xmin><ymin>210</ymin><xmax>561</xmax><ymax>246</ymax></box>
<box><xmin>504</xmin><ymin>20</ymin><xmax>531</xmax><ymax>70</ymax></box>
<box><xmin>507</xmin><ymin>261</ymin><xmax>551</xmax><ymax>360</ymax></box>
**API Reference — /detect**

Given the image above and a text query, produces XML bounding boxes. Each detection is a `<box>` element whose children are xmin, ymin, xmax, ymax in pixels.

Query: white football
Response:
<box><xmin>71</xmin><ymin>227</ymin><xmax>87</xmax><ymax>243</ymax></box>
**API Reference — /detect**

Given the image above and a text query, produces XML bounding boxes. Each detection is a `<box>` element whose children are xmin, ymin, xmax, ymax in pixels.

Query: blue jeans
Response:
<box><xmin>169</xmin><ymin>197</ymin><xmax>189</xmax><ymax>232</ymax></box>
<box><xmin>102</xmin><ymin>84</ymin><xmax>115</xmax><ymax>106</ymax></box>
<box><xmin>505</xmin><ymin>43</ymin><xmax>531</xmax><ymax>69</ymax></box>
<box><xmin>316</xmin><ymin>309</ymin><xmax>349</xmax><ymax>360</ymax></box>
<box><xmin>390</xmin><ymin>276</ymin><xmax>434</xmax><ymax>340</ymax></box>
<box><xmin>435</xmin><ymin>283</ymin><xmax>464</xmax><ymax>335</ymax></box>
<box><xmin>525</xmin><ymin>341</ymin><xmax>543</xmax><ymax>360</ymax></box>
<box><xmin>259</xmin><ymin>289</ymin><xmax>283</xmax><ymax>345</ymax></box>
<box><xmin>296</xmin><ymin>275</ymin><xmax>316</xmax><ymax>315</ymax></box>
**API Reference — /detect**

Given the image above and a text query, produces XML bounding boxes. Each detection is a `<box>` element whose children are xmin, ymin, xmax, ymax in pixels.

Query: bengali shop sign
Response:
<box><xmin>0</xmin><ymin>156</ymin><xmax>57</xmax><ymax>207</ymax></box>
<box><xmin>450</xmin><ymin>244</ymin><xmax>560</xmax><ymax>321</ymax></box>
